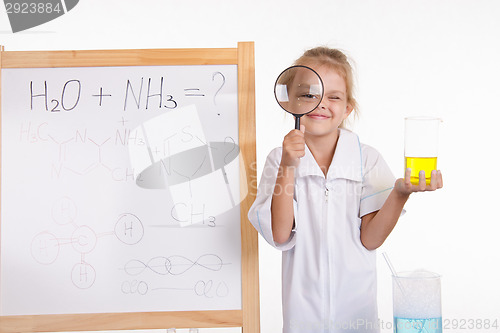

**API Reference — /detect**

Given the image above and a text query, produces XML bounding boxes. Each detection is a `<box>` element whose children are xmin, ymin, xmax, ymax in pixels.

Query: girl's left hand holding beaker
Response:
<box><xmin>394</xmin><ymin>168</ymin><xmax>443</xmax><ymax>196</ymax></box>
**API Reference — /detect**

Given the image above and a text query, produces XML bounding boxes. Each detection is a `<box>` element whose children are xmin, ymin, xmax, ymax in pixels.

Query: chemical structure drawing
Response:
<box><xmin>120</xmin><ymin>278</ymin><xmax>230</xmax><ymax>298</ymax></box>
<box><xmin>121</xmin><ymin>254</ymin><xmax>231</xmax><ymax>298</ymax></box>
<box><xmin>123</xmin><ymin>254</ymin><xmax>228</xmax><ymax>276</ymax></box>
<box><xmin>30</xmin><ymin>197</ymin><xmax>144</xmax><ymax>289</ymax></box>
<box><xmin>19</xmin><ymin>119</ymin><xmax>143</xmax><ymax>182</ymax></box>
<box><xmin>49</xmin><ymin>133</ymin><xmax>114</xmax><ymax>177</ymax></box>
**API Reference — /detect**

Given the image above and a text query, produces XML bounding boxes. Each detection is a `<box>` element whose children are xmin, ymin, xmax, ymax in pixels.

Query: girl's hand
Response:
<box><xmin>394</xmin><ymin>168</ymin><xmax>443</xmax><ymax>196</ymax></box>
<box><xmin>280</xmin><ymin>125</ymin><xmax>306</xmax><ymax>168</ymax></box>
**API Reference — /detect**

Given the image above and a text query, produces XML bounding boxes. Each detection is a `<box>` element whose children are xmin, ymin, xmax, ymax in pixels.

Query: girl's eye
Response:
<box><xmin>329</xmin><ymin>96</ymin><xmax>341</xmax><ymax>100</ymax></box>
<box><xmin>301</xmin><ymin>94</ymin><xmax>317</xmax><ymax>99</ymax></box>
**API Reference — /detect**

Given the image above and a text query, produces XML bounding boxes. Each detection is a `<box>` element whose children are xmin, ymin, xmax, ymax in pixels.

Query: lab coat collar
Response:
<box><xmin>296</xmin><ymin>129</ymin><xmax>363</xmax><ymax>181</ymax></box>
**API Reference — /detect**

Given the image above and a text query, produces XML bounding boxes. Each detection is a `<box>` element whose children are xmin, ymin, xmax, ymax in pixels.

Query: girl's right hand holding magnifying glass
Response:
<box><xmin>280</xmin><ymin>125</ymin><xmax>306</xmax><ymax>170</ymax></box>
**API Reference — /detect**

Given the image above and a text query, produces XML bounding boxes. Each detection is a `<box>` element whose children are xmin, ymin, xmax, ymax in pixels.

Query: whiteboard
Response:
<box><xmin>0</xmin><ymin>64</ymin><xmax>243</xmax><ymax>316</ymax></box>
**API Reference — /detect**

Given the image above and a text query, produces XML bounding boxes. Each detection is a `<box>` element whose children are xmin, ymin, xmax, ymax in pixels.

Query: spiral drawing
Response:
<box><xmin>123</xmin><ymin>254</ymin><xmax>227</xmax><ymax>276</ymax></box>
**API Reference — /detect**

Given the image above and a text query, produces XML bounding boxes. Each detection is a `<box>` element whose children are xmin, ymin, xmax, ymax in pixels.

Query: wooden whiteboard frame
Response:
<box><xmin>0</xmin><ymin>42</ymin><xmax>259</xmax><ymax>333</ymax></box>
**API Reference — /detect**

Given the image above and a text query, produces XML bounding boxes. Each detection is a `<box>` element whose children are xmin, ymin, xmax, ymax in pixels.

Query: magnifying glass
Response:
<box><xmin>274</xmin><ymin>65</ymin><xmax>324</xmax><ymax>130</ymax></box>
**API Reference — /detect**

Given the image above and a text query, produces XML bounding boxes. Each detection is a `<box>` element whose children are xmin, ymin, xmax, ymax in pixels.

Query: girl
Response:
<box><xmin>248</xmin><ymin>47</ymin><xmax>443</xmax><ymax>333</ymax></box>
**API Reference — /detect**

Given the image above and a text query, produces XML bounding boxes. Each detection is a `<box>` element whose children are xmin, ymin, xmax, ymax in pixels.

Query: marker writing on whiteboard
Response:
<box><xmin>184</xmin><ymin>88</ymin><xmax>205</xmax><ymax>97</ymax></box>
<box><xmin>30</xmin><ymin>80</ymin><xmax>81</xmax><ymax>112</ymax></box>
<box><xmin>149</xmin><ymin>280</ymin><xmax>229</xmax><ymax>298</ymax></box>
<box><xmin>92</xmin><ymin>87</ymin><xmax>112</xmax><ymax>106</ymax></box>
<box><xmin>212</xmin><ymin>71</ymin><xmax>225</xmax><ymax>108</ymax></box>
<box><xmin>123</xmin><ymin>77</ymin><xmax>178</xmax><ymax>111</ymax></box>
<box><xmin>31</xmin><ymin>197</ymin><xmax>144</xmax><ymax>289</ymax></box>
<box><xmin>123</xmin><ymin>254</ymin><xmax>229</xmax><ymax>276</ymax></box>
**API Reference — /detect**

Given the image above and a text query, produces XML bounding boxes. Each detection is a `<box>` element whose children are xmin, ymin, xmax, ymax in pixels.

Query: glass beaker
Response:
<box><xmin>393</xmin><ymin>270</ymin><xmax>442</xmax><ymax>333</ymax></box>
<box><xmin>404</xmin><ymin>117</ymin><xmax>441</xmax><ymax>185</ymax></box>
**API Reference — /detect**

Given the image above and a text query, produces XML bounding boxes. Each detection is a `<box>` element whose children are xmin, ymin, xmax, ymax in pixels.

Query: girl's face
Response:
<box><xmin>301</xmin><ymin>65</ymin><xmax>352</xmax><ymax>139</ymax></box>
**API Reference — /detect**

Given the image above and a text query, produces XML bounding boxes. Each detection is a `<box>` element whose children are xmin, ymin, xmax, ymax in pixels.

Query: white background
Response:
<box><xmin>1</xmin><ymin>1</ymin><xmax>500</xmax><ymax>332</ymax></box>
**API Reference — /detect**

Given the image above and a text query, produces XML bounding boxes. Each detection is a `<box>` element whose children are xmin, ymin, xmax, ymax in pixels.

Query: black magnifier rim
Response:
<box><xmin>273</xmin><ymin>65</ymin><xmax>325</xmax><ymax>116</ymax></box>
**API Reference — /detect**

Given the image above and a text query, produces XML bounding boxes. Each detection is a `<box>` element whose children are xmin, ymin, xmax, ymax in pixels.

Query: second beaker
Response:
<box><xmin>393</xmin><ymin>270</ymin><xmax>442</xmax><ymax>333</ymax></box>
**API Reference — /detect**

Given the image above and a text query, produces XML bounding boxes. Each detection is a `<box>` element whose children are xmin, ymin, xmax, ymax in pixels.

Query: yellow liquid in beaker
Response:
<box><xmin>405</xmin><ymin>157</ymin><xmax>437</xmax><ymax>185</ymax></box>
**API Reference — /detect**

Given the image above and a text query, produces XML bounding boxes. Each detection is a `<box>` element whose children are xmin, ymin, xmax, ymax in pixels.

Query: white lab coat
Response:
<box><xmin>248</xmin><ymin>129</ymin><xmax>396</xmax><ymax>333</ymax></box>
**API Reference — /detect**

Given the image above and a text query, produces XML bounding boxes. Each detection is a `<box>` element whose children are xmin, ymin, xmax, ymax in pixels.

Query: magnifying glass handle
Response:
<box><xmin>295</xmin><ymin>116</ymin><xmax>300</xmax><ymax>130</ymax></box>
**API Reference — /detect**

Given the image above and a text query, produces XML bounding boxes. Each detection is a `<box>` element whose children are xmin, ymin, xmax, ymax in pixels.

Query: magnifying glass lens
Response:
<box><xmin>274</xmin><ymin>66</ymin><xmax>324</xmax><ymax>117</ymax></box>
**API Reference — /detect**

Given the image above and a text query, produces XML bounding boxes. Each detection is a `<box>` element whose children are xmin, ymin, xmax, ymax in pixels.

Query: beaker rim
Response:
<box><xmin>393</xmin><ymin>270</ymin><xmax>441</xmax><ymax>279</ymax></box>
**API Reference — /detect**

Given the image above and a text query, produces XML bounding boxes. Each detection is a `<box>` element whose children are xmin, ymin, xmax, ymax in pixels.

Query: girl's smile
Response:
<box><xmin>306</xmin><ymin>111</ymin><xmax>331</xmax><ymax>120</ymax></box>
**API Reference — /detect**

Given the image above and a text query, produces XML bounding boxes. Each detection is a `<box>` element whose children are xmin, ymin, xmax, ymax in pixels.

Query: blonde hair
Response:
<box><xmin>294</xmin><ymin>47</ymin><xmax>359</xmax><ymax>128</ymax></box>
